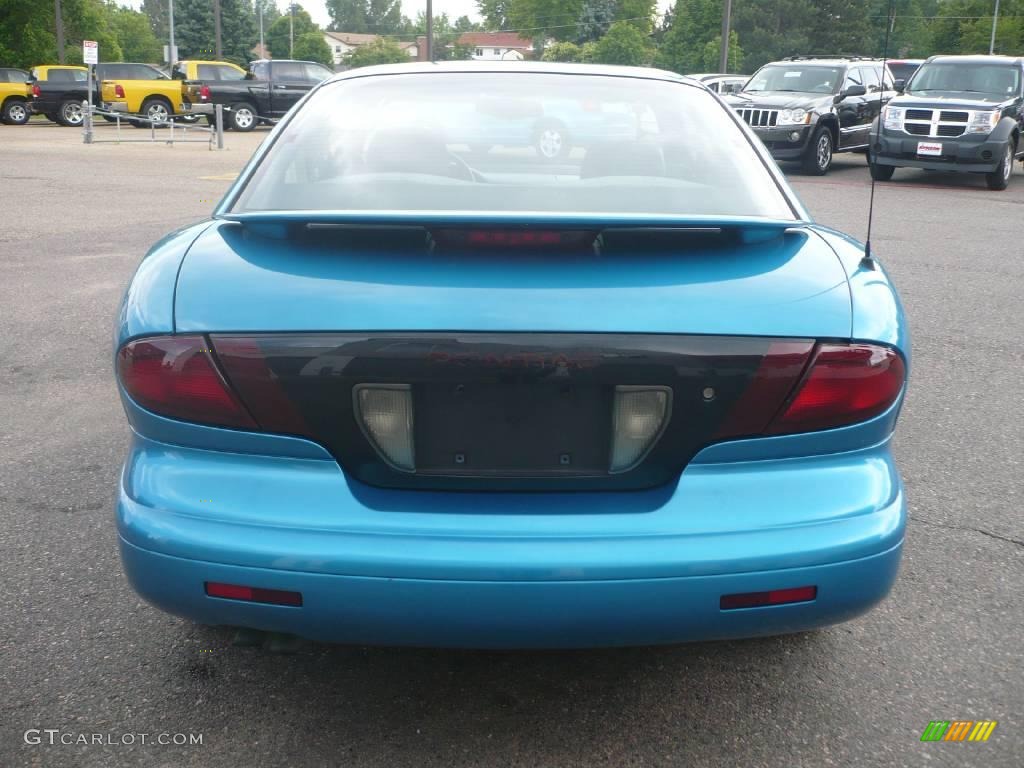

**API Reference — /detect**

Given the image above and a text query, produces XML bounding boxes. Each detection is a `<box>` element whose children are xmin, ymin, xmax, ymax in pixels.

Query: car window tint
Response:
<box><xmin>198</xmin><ymin>65</ymin><xmax>219</xmax><ymax>80</ymax></box>
<box><xmin>842</xmin><ymin>69</ymin><xmax>863</xmax><ymax>90</ymax></box>
<box><xmin>304</xmin><ymin>63</ymin><xmax>333</xmax><ymax>81</ymax></box>
<box><xmin>251</xmin><ymin>62</ymin><xmax>269</xmax><ymax>79</ymax></box>
<box><xmin>273</xmin><ymin>62</ymin><xmax>304</xmax><ymax>80</ymax></box>
<box><xmin>860</xmin><ymin>67</ymin><xmax>881</xmax><ymax>92</ymax></box>
<box><xmin>217</xmin><ymin>65</ymin><xmax>245</xmax><ymax>81</ymax></box>
<box><xmin>234</xmin><ymin>72</ymin><xmax>796</xmax><ymax>220</ymax></box>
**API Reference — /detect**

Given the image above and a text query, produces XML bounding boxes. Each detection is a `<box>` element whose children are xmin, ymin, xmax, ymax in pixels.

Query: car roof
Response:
<box><xmin>323</xmin><ymin>60</ymin><xmax>690</xmax><ymax>86</ymax></box>
<box><xmin>924</xmin><ymin>54</ymin><xmax>1023</xmax><ymax>65</ymax></box>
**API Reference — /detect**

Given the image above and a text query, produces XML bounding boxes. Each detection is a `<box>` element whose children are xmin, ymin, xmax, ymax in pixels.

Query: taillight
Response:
<box><xmin>199</xmin><ymin>85</ymin><xmax>211</xmax><ymax>101</ymax></box>
<box><xmin>32</xmin><ymin>84</ymin><xmax>40</xmax><ymax>97</ymax></box>
<box><xmin>766</xmin><ymin>343</ymin><xmax>905</xmax><ymax>434</ymax></box>
<box><xmin>117</xmin><ymin>336</ymin><xmax>257</xmax><ymax>429</ymax></box>
<box><xmin>114</xmin><ymin>84</ymin><xmax>125</xmax><ymax>98</ymax></box>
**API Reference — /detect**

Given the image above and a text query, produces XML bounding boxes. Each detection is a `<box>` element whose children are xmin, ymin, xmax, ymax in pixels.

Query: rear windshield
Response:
<box><xmin>908</xmin><ymin>62</ymin><xmax>1021</xmax><ymax>97</ymax></box>
<box><xmin>232</xmin><ymin>72</ymin><xmax>795</xmax><ymax>219</ymax></box>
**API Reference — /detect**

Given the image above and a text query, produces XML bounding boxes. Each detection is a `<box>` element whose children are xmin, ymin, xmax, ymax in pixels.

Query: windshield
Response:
<box><xmin>908</xmin><ymin>62</ymin><xmax>1021</xmax><ymax>97</ymax></box>
<box><xmin>743</xmin><ymin>65</ymin><xmax>842</xmax><ymax>94</ymax></box>
<box><xmin>232</xmin><ymin>72</ymin><xmax>795</xmax><ymax>220</ymax></box>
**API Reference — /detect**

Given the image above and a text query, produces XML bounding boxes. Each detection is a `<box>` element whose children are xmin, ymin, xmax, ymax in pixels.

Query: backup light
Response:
<box><xmin>355</xmin><ymin>385</ymin><xmax>415</xmax><ymax>471</ymax></box>
<box><xmin>609</xmin><ymin>386</ymin><xmax>670</xmax><ymax>473</ymax></box>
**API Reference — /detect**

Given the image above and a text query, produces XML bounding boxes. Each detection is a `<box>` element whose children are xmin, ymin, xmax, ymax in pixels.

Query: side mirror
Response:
<box><xmin>843</xmin><ymin>84</ymin><xmax>867</xmax><ymax>99</ymax></box>
<box><xmin>893</xmin><ymin>78</ymin><xmax>906</xmax><ymax>92</ymax></box>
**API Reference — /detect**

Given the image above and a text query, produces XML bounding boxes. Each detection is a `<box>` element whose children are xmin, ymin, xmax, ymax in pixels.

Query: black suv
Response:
<box><xmin>869</xmin><ymin>55</ymin><xmax>1024</xmax><ymax>190</ymax></box>
<box><xmin>726</xmin><ymin>56</ymin><xmax>896</xmax><ymax>174</ymax></box>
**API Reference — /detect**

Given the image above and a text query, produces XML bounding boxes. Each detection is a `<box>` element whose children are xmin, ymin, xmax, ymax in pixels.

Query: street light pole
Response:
<box><xmin>259</xmin><ymin>3</ymin><xmax>264</xmax><ymax>56</ymax></box>
<box><xmin>289</xmin><ymin>4</ymin><xmax>294</xmax><ymax>58</ymax></box>
<box><xmin>719</xmin><ymin>0</ymin><xmax>732</xmax><ymax>73</ymax></box>
<box><xmin>214</xmin><ymin>0</ymin><xmax>222</xmax><ymax>59</ymax></box>
<box><xmin>169</xmin><ymin>0</ymin><xmax>175</xmax><ymax>64</ymax></box>
<box><xmin>426</xmin><ymin>0</ymin><xmax>433</xmax><ymax>62</ymax></box>
<box><xmin>989</xmin><ymin>0</ymin><xmax>1000</xmax><ymax>54</ymax></box>
<box><xmin>55</xmin><ymin>0</ymin><xmax>66</xmax><ymax>64</ymax></box>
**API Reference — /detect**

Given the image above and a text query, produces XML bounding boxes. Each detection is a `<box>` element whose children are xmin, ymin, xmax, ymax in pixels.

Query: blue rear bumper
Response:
<box><xmin>116</xmin><ymin>427</ymin><xmax>906</xmax><ymax>648</ymax></box>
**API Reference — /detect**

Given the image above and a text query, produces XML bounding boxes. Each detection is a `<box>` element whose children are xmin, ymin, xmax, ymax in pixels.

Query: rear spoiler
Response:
<box><xmin>216</xmin><ymin>211</ymin><xmax>805</xmax><ymax>245</ymax></box>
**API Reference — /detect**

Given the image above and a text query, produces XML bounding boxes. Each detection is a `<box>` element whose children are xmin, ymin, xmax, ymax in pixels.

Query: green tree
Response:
<box><xmin>344</xmin><ymin>37</ymin><xmax>409</xmax><ymax>67</ymax></box>
<box><xmin>267</xmin><ymin>5</ymin><xmax>318</xmax><ymax>59</ymax></box>
<box><xmin>293</xmin><ymin>30</ymin><xmax>333</xmax><ymax>66</ymax></box>
<box><xmin>591</xmin><ymin>20</ymin><xmax>652</xmax><ymax>66</ymax></box>
<box><xmin>700</xmin><ymin>31</ymin><xmax>743</xmax><ymax>72</ymax></box>
<box><xmin>64</xmin><ymin>0</ymin><xmax>123</xmax><ymax>63</ymax></box>
<box><xmin>508</xmin><ymin>0</ymin><xmax>586</xmax><ymax>45</ymax></box>
<box><xmin>140</xmin><ymin>0</ymin><xmax>168</xmax><ymax>42</ymax></box>
<box><xmin>616</xmin><ymin>0</ymin><xmax>657</xmax><ymax>34</ymax></box>
<box><xmin>654</xmin><ymin>0</ymin><xmax>721</xmax><ymax>73</ymax></box>
<box><xmin>0</xmin><ymin>0</ymin><xmax>58</xmax><ymax>68</ymax></box>
<box><xmin>476</xmin><ymin>0</ymin><xmax>512</xmax><ymax>29</ymax></box>
<box><xmin>326</xmin><ymin>0</ymin><xmax>404</xmax><ymax>34</ymax></box>
<box><xmin>112</xmin><ymin>5</ymin><xmax>163</xmax><ymax>63</ymax></box>
<box><xmin>171</xmin><ymin>0</ymin><xmax>255</xmax><ymax>64</ymax></box>
<box><xmin>541</xmin><ymin>41</ymin><xmax>584</xmax><ymax>61</ymax></box>
<box><xmin>577</xmin><ymin>0</ymin><xmax>616</xmax><ymax>43</ymax></box>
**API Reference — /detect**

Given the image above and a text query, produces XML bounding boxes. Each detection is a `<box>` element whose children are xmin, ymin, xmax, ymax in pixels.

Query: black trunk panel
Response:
<box><xmin>212</xmin><ymin>333</ymin><xmax>812</xmax><ymax>492</ymax></box>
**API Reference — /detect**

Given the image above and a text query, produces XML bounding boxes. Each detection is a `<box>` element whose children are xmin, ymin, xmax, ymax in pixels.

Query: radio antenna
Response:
<box><xmin>863</xmin><ymin>0</ymin><xmax>896</xmax><ymax>269</ymax></box>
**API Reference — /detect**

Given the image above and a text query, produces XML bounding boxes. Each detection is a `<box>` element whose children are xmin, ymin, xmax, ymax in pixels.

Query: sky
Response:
<box><xmin>126</xmin><ymin>2</ymin><xmax>673</xmax><ymax>32</ymax></box>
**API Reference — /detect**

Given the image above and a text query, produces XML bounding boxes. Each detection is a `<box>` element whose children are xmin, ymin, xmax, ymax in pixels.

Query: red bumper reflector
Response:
<box><xmin>720</xmin><ymin>586</ymin><xmax>817</xmax><ymax>610</ymax></box>
<box><xmin>205</xmin><ymin>582</ymin><xmax>303</xmax><ymax>606</ymax></box>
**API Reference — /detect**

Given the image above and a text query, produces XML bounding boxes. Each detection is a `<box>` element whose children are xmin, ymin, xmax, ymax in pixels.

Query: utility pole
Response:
<box><xmin>426</xmin><ymin>0</ymin><xmax>433</xmax><ymax>62</ymax></box>
<box><xmin>989</xmin><ymin>0</ymin><xmax>1000</xmax><ymax>54</ymax></box>
<box><xmin>55</xmin><ymin>0</ymin><xmax>65</xmax><ymax>64</ymax></box>
<box><xmin>258</xmin><ymin>2</ymin><xmax>264</xmax><ymax>56</ymax></box>
<box><xmin>169</xmin><ymin>0</ymin><xmax>176</xmax><ymax>64</ymax></box>
<box><xmin>718</xmin><ymin>0</ymin><xmax>732</xmax><ymax>73</ymax></box>
<box><xmin>289</xmin><ymin>4</ymin><xmax>294</xmax><ymax>58</ymax></box>
<box><xmin>214</xmin><ymin>0</ymin><xmax>222</xmax><ymax>59</ymax></box>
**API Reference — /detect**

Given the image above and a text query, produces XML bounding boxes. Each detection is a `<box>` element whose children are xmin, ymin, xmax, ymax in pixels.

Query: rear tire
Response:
<box><xmin>57</xmin><ymin>99</ymin><xmax>84</xmax><ymax>127</ymax></box>
<box><xmin>985</xmin><ymin>141</ymin><xmax>1015</xmax><ymax>191</ymax></box>
<box><xmin>134</xmin><ymin>97</ymin><xmax>171</xmax><ymax>129</ymax></box>
<box><xmin>801</xmin><ymin>126</ymin><xmax>833</xmax><ymax>175</ymax></box>
<box><xmin>1</xmin><ymin>98</ymin><xmax>30</xmax><ymax>125</ymax></box>
<box><xmin>229</xmin><ymin>102</ymin><xmax>257</xmax><ymax>132</ymax></box>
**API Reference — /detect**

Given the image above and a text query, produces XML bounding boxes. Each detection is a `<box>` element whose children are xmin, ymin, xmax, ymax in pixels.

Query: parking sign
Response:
<box><xmin>83</xmin><ymin>40</ymin><xmax>98</xmax><ymax>65</ymax></box>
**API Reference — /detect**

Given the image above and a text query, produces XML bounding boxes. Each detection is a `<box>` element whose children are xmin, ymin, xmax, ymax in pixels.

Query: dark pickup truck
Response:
<box><xmin>183</xmin><ymin>58</ymin><xmax>333</xmax><ymax>131</ymax></box>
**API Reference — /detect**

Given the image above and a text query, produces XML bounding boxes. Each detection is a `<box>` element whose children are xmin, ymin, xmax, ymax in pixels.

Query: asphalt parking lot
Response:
<box><xmin>1</xmin><ymin>122</ymin><xmax>1021</xmax><ymax>768</ymax></box>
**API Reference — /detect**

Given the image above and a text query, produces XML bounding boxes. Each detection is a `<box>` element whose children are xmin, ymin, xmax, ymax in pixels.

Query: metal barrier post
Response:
<box><xmin>83</xmin><ymin>100</ymin><xmax>93</xmax><ymax>144</ymax></box>
<box><xmin>215</xmin><ymin>104</ymin><xmax>224</xmax><ymax>150</ymax></box>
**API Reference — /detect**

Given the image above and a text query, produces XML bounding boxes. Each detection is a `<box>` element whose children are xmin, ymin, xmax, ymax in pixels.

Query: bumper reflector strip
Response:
<box><xmin>720</xmin><ymin>586</ymin><xmax>817</xmax><ymax>610</ymax></box>
<box><xmin>205</xmin><ymin>581</ymin><xmax>303</xmax><ymax>606</ymax></box>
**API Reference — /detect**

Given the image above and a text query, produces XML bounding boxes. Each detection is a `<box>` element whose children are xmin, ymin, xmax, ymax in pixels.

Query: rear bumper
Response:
<box><xmin>182</xmin><ymin>102</ymin><xmax>213</xmax><ymax>115</ymax></box>
<box><xmin>121</xmin><ymin>537</ymin><xmax>902</xmax><ymax>648</ymax></box>
<box><xmin>873</xmin><ymin>130</ymin><xmax>1006</xmax><ymax>172</ymax></box>
<box><xmin>116</xmin><ymin>429</ymin><xmax>906</xmax><ymax>648</ymax></box>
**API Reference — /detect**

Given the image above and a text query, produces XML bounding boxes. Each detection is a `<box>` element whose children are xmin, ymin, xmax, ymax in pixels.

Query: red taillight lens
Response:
<box><xmin>721</xmin><ymin>586</ymin><xmax>817</xmax><ymax>610</ymax></box>
<box><xmin>431</xmin><ymin>229</ymin><xmax>595</xmax><ymax>250</ymax></box>
<box><xmin>205</xmin><ymin>582</ymin><xmax>302</xmax><ymax>606</ymax></box>
<box><xmin>114</xmin><ymin>84</ymin><xmax>125</xmax><ymax>98</ymax></box>
<box><xmin>767</xmin><ymin>343</ymin><xmax>905</xmax><ymax>434</ymax></box>
<box><xmin>117</xmin><ymin>336</ymin><xmax>257</xmax><ymax>429</ymax></box>
<box><xmin>199</xmin><ymin>85</ymin><xmax>211</xmax><ymax>100</ymax></box>
<box><xmin>32</xmin><ymin>84</ymin><xmax>41</xmax><ymax>97</ymax></box>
